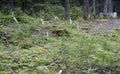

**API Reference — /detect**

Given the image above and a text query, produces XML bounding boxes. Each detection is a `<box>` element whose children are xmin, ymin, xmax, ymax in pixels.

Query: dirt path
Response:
<box><xmin>82</xmin><ymin>19</ymin><xmax>120</xmax><ymax>34</ymax></box>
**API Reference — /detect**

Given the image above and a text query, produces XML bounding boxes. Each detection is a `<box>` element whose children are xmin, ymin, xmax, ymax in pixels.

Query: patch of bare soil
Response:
<box><xmin>3</xmin><ymin>24</ymin><xmax>18</xmax><ymax>30</ymax></box>
<box><xmin>80</xmin><ymin>19</ymin><xmax>120</xmax><ymax>34</ymax></box>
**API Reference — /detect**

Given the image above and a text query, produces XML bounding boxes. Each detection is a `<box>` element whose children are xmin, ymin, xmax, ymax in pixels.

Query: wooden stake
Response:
<box><xmin>13</xmin><ymin>17</ymin><xmax>18</xmax><ymax>23</ymax></box>
<box><xmin>40</xmin><ymin>18</ymin><xmax>44</xmax><ymax>24</ymax></box>
<box><xmin>46</xmin><ymin>32</ymin><xmax>49</xmax><ymax>40</ymax></box>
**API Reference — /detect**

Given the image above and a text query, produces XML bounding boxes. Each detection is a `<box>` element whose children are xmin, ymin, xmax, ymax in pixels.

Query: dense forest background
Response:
<box><xmin>0</xmin><ymin>0</ymin><xmax>120</xmax><ymax>21</ymax></box>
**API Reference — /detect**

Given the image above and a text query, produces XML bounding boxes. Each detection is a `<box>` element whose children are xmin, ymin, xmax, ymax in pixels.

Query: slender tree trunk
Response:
<box><xmin>104</xmin><ymin>0</ymin><xmax>109</xmax><ymax>14</ymax></box>
<box><xmin>93</xmin><ymin>0</ymin><xmax>96</xmax><ymax>19</ymax></box>
<box><xmin>64</xmin><ymin>0</ymin><xmax>71</xmax><ymax>24</ymax></box>
<box><xmin>9</xmin><ymin>0</ymin><xmax>14</xmax><ymax>12</ymax></box>
<box><xmin>108</xmin><ymin>0</ymin><xmax>113</xmax><ymax>13</ymax></box>
<box><xmin>104</xmin><ymin>0</ymin><xmax>113</xmax><ymax>18</ymax></box>
<box><xmin>0</xmin><ymin>1</ymin><xmax>2</xmax><ymax>7</ymax></box>
<box><xmin>83</xmin><ymin>0</ymin><xmax>90</xmax><ymax>20</ymax></box>
<box><xmin>104</xmin><ymin>0</ymin><xmax>113</xmax><ymax>13</ymax></box>
<box><xmin>22</xmin><ymin>2</ymin><xmax>25</xmax><ymax>12</ymax></box>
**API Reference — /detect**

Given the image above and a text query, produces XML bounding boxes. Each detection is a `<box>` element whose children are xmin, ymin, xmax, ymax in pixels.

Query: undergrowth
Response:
<box><xmin>0</xmin><ymin>16</ymin><xmax>120</xmax><ymax>74</ymax></box>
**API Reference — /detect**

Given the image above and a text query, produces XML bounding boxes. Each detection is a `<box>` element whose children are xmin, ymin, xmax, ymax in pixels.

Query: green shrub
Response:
<box><xmin>71</xmin><ymin>7</ymin><xmax>83</xmax><ymax>20</ymax></box>
<box><xmin>17</xmin><ymin>14</ymin><xmax>36</xmax><ymax>23</ymax></box>
<box><xmin>44</xmin><ymin>4</ymin><xmax>64</xmax><ymax>20</ymax></box>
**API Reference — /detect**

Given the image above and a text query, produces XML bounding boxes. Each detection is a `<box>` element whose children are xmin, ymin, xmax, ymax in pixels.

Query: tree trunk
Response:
<box><xmin>83</xmin><ymin>0</ymin><xmax>90</xmax><ymax>20</ymax></box>
<box><xmin>93</xmin><ymin>0</ymin><xmax>96</xmax><ymax>19</ymax></box>
<box><xmin>104</xmin><ymin>0</ymin><xmax>109</xmax><ymax>14</ymax></box>
<box><xmin>104</xmin><ymin>0</ymin><xmax>113</xmax><ymax>13</ymax></box>
<box><xmin>64</xmin><ymin>0</ymin><xmax>71</xmax><ymax>24</ymax></box>
<box><xmin>104</xmin><ymin>0</ymin><xmax>113</xmax><ymax>18</ymax></box>
<box><xmin>0</xmin><ymin>0</ymin><xmax>2</xmax><ymax>7</ymax></box>
<box><xmin>108</xmin><ymin>0</ymin><xmax>113</xmax><ymax>13</ymax></box>
<box><xmin>9</xmin><ymin>0</ymin><xmax>14</xmax><ymax>12</ymax></box>
<box><xmin>21</xmin><ymin>2</ymin><xmax>25</xmax><ymax>12</ymax></box>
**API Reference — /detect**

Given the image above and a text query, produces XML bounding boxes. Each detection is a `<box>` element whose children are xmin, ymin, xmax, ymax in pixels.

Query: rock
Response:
<box><xmin>4</xmin><ymin>65</ymin><xmax>13</xmax><ymax>73</ymax></box>
<box><xmin>2</xmin><ymin>31</ymin><xmax>11</xmax><ymax>39</ymax></box>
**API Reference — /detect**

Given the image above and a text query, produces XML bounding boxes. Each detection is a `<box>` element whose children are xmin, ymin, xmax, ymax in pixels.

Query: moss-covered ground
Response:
<box><xmin>0</xmin><ymin>18</ymin><xmax>120</xmax><ymax>74</ymax></box>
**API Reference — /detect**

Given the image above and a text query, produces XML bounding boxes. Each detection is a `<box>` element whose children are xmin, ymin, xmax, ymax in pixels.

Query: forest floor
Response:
<box><xmin>79</xmin><ymin>19</ymin><xmax>119</xmax><ymax>34</ymax></box>
<box><xmin>0</xmin><ymin>19</ymin><xmax>120</xmax><ymax>74</ymax></box>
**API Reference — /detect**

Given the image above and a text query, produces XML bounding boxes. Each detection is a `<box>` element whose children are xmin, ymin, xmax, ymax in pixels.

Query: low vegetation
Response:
<box><xmin>0</xmin><ymin>14</ymin><xmax>120</xmax><ymax>74</ymax></box>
